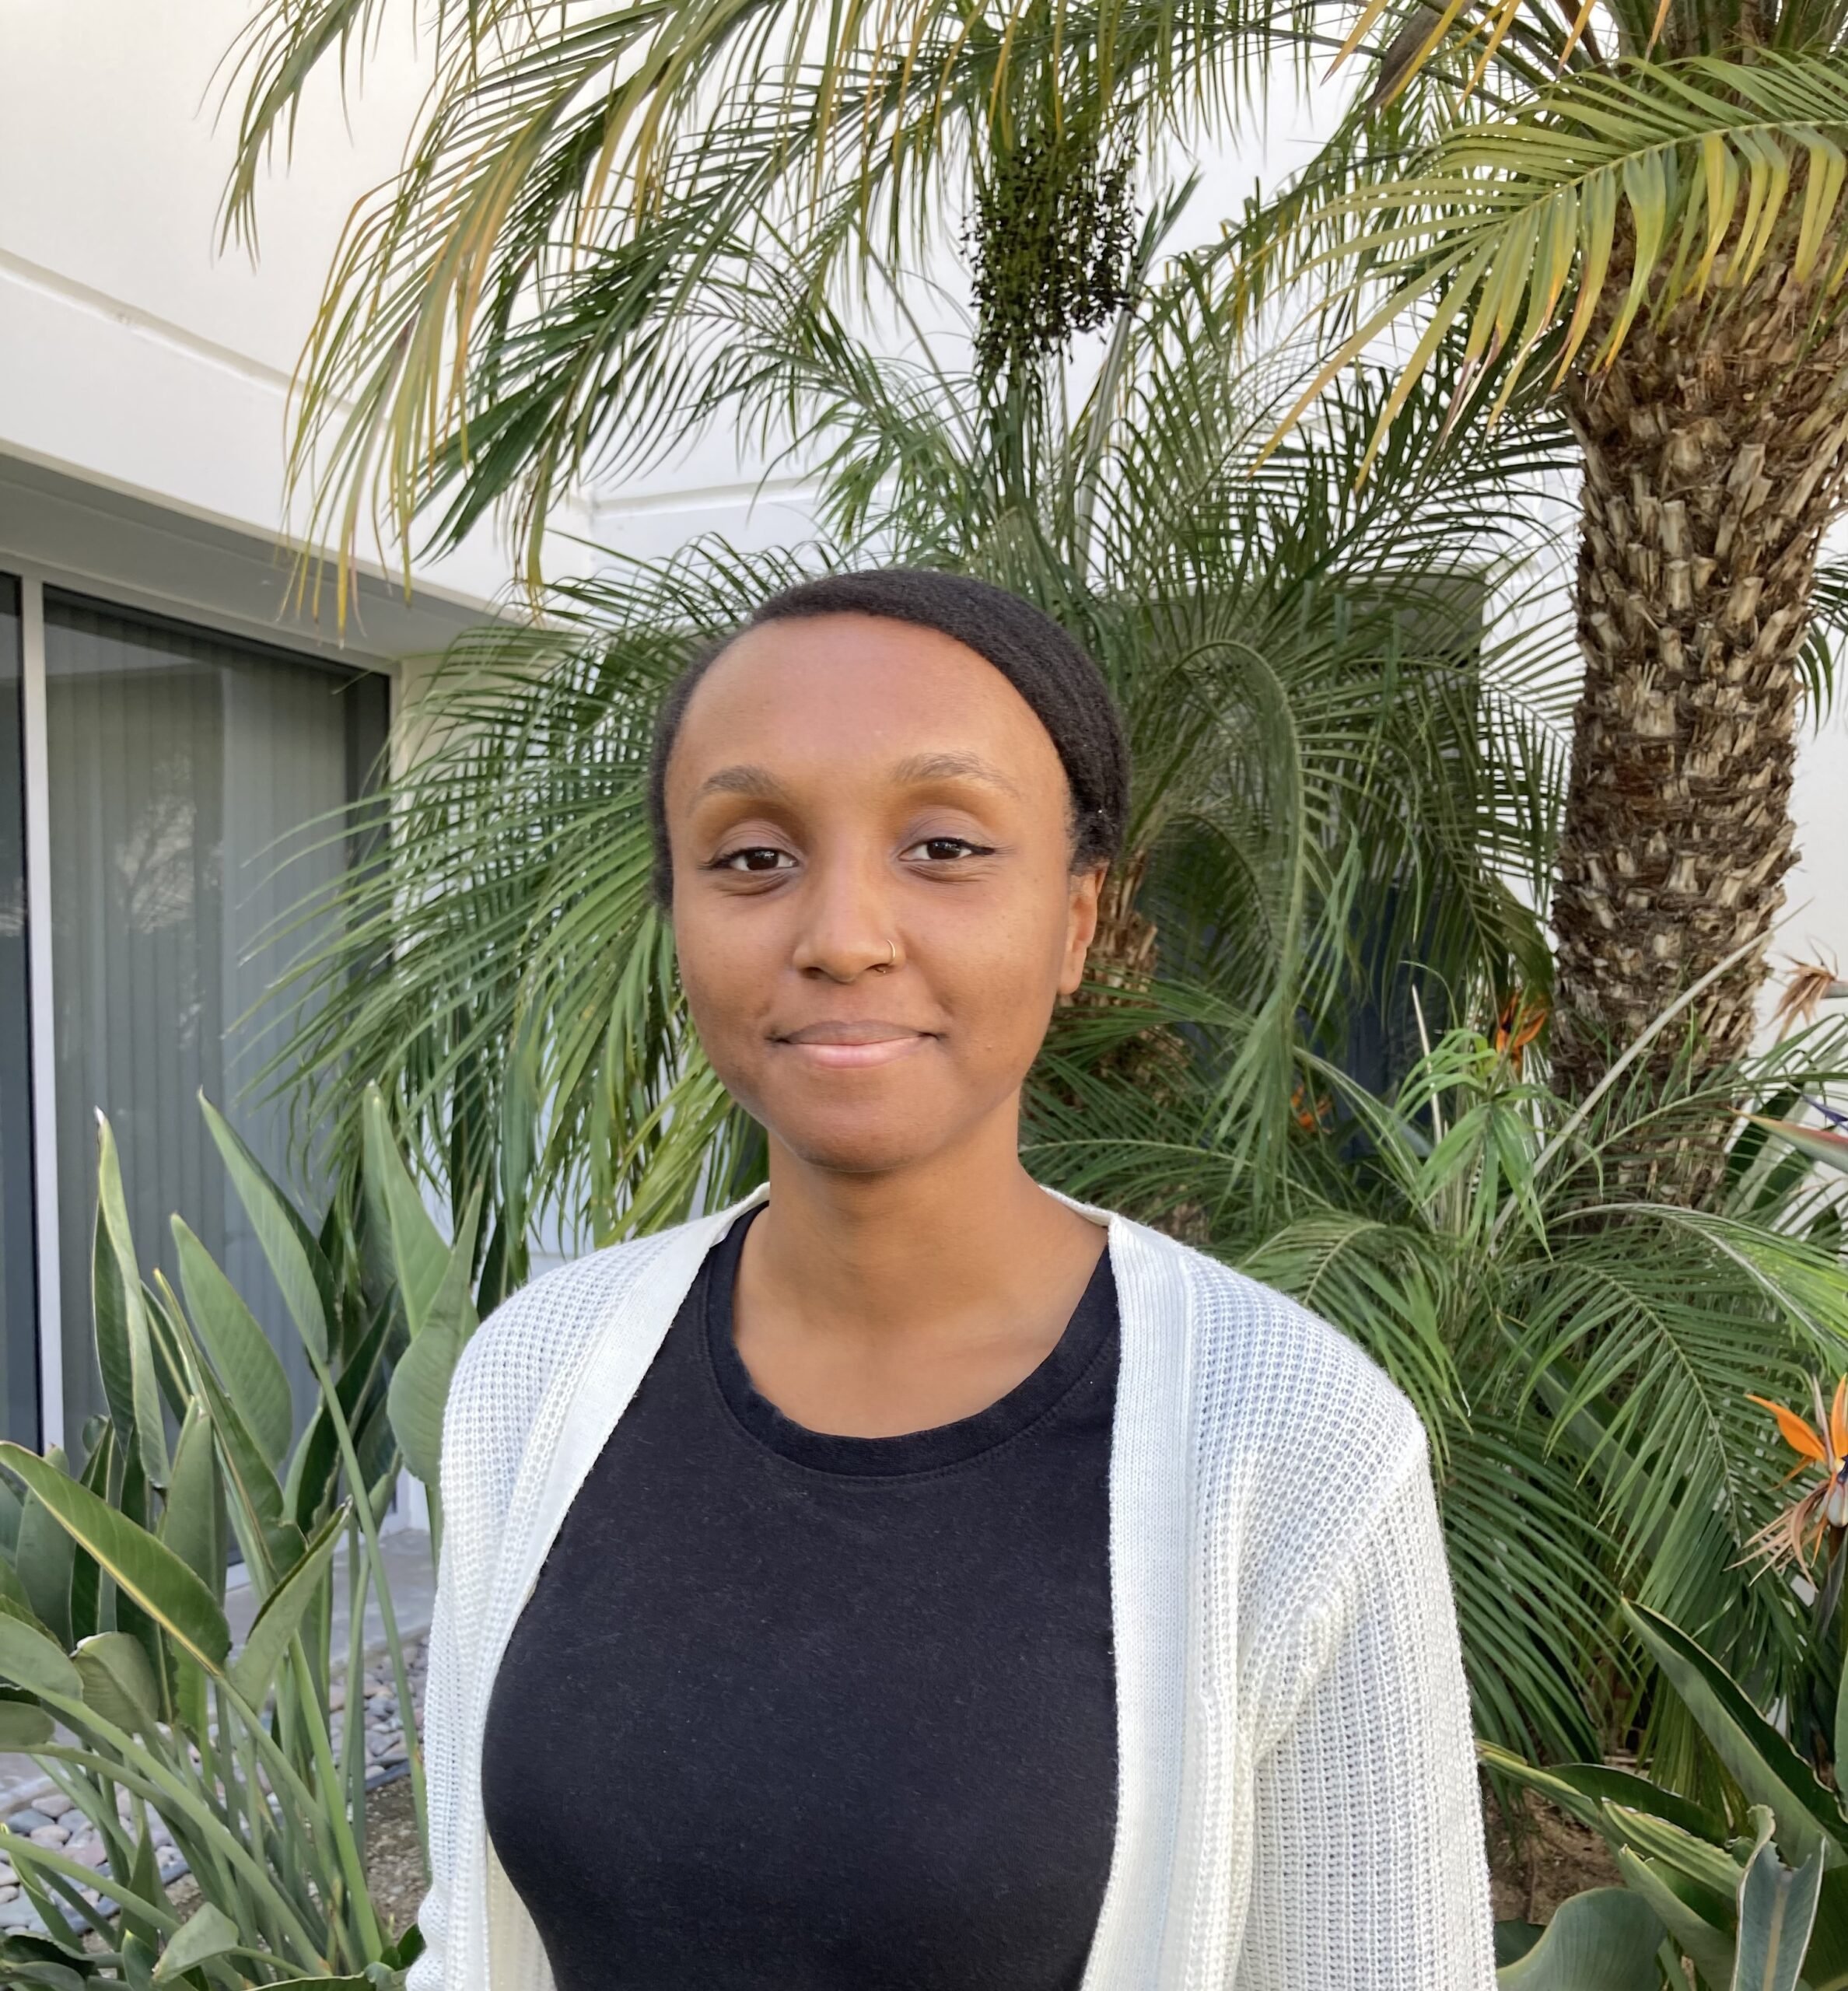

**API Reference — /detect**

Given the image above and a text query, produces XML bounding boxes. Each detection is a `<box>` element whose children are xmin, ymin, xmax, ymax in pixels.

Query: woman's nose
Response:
<box><xmin>789</xmin><ymin>856</ymin><xmax>900</xmax><ymax>982</ymax></box>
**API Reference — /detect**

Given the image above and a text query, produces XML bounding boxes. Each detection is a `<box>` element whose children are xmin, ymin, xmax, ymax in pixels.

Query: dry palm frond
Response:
<box><xmin>1773</xmin><ymin>958</ymin><xmax>1848</xmax><ymax>1038</ymax></box>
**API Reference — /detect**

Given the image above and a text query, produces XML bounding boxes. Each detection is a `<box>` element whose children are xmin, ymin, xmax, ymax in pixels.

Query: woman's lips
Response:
<box><xmin>772</xmin><ymin>1022</ymin><xmax>934</xmax><ymax>1069</ymax></box>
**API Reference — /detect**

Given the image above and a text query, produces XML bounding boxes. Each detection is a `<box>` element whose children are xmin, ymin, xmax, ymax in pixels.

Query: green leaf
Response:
<box><xmin>1479</xmin><ymin>1742</ymin><xmax>1728</xmax><ymax>1842</ymax></box>
<box><xmin>170</xmin><ymin>1645</ymin><xmax>209</xmax><ymax>1739</ymax></box>
<box><xmin>1734</xmin><ymin>1807</ymin><xmax>1825</xmax><ymax>1991</ymax></box>
<box><xmin>285</xmin><ymin>1400</ymin><xmax>338</xmax><ymax>1534</ymax></box>
<box><xmin>0</xmin><ymin>1952</ymin><xmax>86</xmax><ymax>1991</ymax></box>
<box><xmin>384</xmin><ymin>1921</ymin><xmax>425</xmax><ymax>1969</ymax></box>
<box><xmin>1494</xmin><ymin>1921</ymin><xmax>1542</xmax><ymax>1965</ymax></box>
<box><xmin>1495</xmin><ymin>1888</ymin><xmax>1666</xmax><ymax>1987</ymax></box>
<box><xmin>123</xmin><ymin>1929</ymin><xmax>157</xmax><ymax>1991</ymax></box>
<box><xmin>0</xmin><ymin>1611</ymin><xmax>80</xmax><ymax>1699</ymax></box>
<box><xmin>67</xmin><ymin>1426</ymin><xmax>112</xmax><ymax>1646</ymax></box>
<box><xmin>261</xmin><ymin>1966</ymin><xmax>407</xmax><ymax>1991</ymax></box>
<box><xmin>0</xmin><ymin>1695</ymin><xmax>53</xmax><ymax>1748</ymax></box>
<box><xmin>1622</xmin><ymin>1601</ymin><xmax>1848</xmax><ymax>1868</ymax></box>
<box><xmin>371</xmin><ymin>1115</ymin><xmax>479</xmax><ymax>1485</ymax></box>
<box><xmin>124</xmin><ymin>1828</ymin><xmax>160</xmax><ymax>1940</ymax></box>
<box><xmin>141</xmin><ymin>1275</ymin><xmax>194</xmax><ymax>1435</ymax></box>
<box><xmin>1804</xmin><ymin>1864</ymin><xmax>1848</xmax><ymax>1989</ymax></box>
<box><xmin>200</xmin><ymin>1093</ymin><xmax>333</xmax><ymax>1365</ymax></box>
<box><xmin>0</xmin><ymin>1444</ymin><xmax>230</xmax><ymax>1675</ymax></box>
<box><xmin>387</xmin><ymin>1317</ymin><xmax>463</xmax><ymax>1486</ymax></box>
<box><xmin>1833</xmin><ymin>1601</ymin><xmax>1848</xmax><ymax>1805</ymax></box>
<box><xmin>152</xmin><ymin>1901</ymin><xmax>240</xmax><ymax>1980</ymax></box>
<box><xmin>363</xmin><ymin>1085</ymin><xmax>453</xmax><ymax>1340</ymax></box>
<box><xmin>230</xmin><ymin>1502</ymin><xmax>348</xmax><ymax>1705</ymax></box>
<box><xmin>1612</xmin><ymin>1846</ymin><xmax>1736</xmax><ymax>1987</ymax></box>
<box><xmin>14</xmin><ymin>1457</ymin><xmax>74</xmax><ymax>1649</ymax></box>
<box><xmin>158</xmin><ymin>1405</ymin><xmax>225</xmax><ymax>1601</ymax></box>
<box><xmin>72</xmin><ymin>1630</ymin><xmax>161</xmax><ymax>1733</ymax></box>
<box><xmin>1603</xmin><ymin>1802</ymin><xmax>1745</xmax><ymax>1898</ymax></box>
<box><xmin>180</xmin><ymin>1344</ymin><xmax>303</xmax><ymax>1593</ymax></box>
<box><xmin>422</xmin><ymin>1184</ymin><xmax>482</xmax><ymax>1352</ymax></box>
<box><xmin>0</xmin><ymin>1545</ymin><xmax>44</xmax><ymax>1626</ymax></box>
<box><xmin>91</xmin><ymin>1114</ymin><xmax>169</xmax><ymax>1489</ymax></box>
<box><xmin>173</xmin><ymin>1215</ymin><xmax>296</xmax><ymax>1471</ymax></box>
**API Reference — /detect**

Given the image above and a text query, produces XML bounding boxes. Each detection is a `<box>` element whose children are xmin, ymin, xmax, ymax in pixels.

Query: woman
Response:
<box><xmin>409</xmin><ymin>569</ymin><xmax>1497</xmax><ymax>1991</ymax></box>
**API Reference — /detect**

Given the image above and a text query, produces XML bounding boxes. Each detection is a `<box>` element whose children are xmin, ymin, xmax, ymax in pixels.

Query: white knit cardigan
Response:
<box><xmin>408</xmin><ymin>1184</ymin><xmax>1499</xmax><ymax>1990</ymax></box>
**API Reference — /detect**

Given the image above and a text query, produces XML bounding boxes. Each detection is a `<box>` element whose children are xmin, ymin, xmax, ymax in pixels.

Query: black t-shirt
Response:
<box><xmin>481</xmin><ymin>1203</ymin><xmax>1121</xmax><ymax>1990</ymax></box>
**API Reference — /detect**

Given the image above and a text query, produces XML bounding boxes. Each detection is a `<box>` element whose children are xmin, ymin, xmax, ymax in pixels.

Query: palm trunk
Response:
<box><xmin>1552</xmin><ymin>246</ymin><xmax>1848</xmax><ymax>1186</ymax></box>
<box><xmin>1087</xmin><ymin>848</ymin><xmax>1158</xmax><ymax>992</ymax></box>
<box><xmin>1066</xmin><ymin>845</ymin><xmax>1186</xmax><ymax>1090</ymax></box>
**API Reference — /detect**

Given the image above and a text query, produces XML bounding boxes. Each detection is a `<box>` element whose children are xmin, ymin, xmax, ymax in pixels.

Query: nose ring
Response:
<box><xmin>883</xmin><ymin>940</ymin><xmax>897</xmax><ymax>969</ymax></box>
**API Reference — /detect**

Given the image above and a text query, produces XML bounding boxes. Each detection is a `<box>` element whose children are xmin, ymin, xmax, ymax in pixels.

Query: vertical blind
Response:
<box><xmin>0</xmin><ymin>579</ymin><xmax>37</xmax><ymax>1444</ymax></box>
<box><xmin>44</xmin><ymin>590</ymin><xmax>387</xmax><ymax>1445</ymax></box>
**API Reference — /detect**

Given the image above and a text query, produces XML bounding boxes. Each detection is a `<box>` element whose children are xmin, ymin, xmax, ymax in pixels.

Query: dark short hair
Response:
<box><xmin>647</xmin><ymin>568</ymin><xmax>1129</xmax><ymax>905</ymax></box>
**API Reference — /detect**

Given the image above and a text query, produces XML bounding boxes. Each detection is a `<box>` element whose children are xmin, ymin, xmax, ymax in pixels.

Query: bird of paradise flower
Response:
<box><xmin>1745</xmin><ymin>1380</ymin><xmax>1848</xmax><ymax>1619</ymax></box>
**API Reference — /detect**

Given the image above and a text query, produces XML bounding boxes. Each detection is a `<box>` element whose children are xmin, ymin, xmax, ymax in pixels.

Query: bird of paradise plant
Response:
<box><xmin>1746</xmin><ymin>1377</ymin><xmax>1848</xmax><ymax>1583</ymax></box>
<box><xmin>1492</xmin><ymin>989</ymin><xmax>1547</xmax><ymax>1076</ymax></box>
<box><xmin>1744</xmin><ymin>1377</ymin><xmax>1848</xmax><ymax>1779</ymax></box>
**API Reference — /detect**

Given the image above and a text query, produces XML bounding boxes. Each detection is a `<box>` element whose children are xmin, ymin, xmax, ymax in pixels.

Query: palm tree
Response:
<box><xmin>1241</xmin><ymin>37</ymin><xmax>1848</xmax><ymax>1149</ymax></box>
<box><xmin>219</xmin><ymin>0</ymin><xmax>1339</xmax><ymax>585</ymax></box>
<box><xmin>265</xmin><ymin>230</ymin><xmax>1571</xmax><ymax>1277</ymax></box>
<box><xmin>254</xmin><ymin>243</ymin><xmax>1848</xmax><ymax>1788</ymax></box>
<box><xmin>222</xmin><ymin>3</ymin><xmax>1848</xmax><ymax>1783</ymax></box>
<box><xmin>227</xmin><ymin>0</ymin><xmax>1848</xmax><ymax>1158</ymax></box>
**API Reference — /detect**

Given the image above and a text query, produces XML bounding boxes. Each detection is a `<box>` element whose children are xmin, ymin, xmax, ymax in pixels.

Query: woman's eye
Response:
<box><xmin>905</xmin><ymin>836</ymin><xmax>994</xmax><ymax>863</ymax></box>
<box><xmin>713</xmin><ymin>847</ymin><xmax>796</xmax><ymax>873</ymax></box>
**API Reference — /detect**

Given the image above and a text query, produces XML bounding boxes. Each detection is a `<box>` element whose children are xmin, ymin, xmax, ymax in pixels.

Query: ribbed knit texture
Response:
<box><xmin>408</xmin><ymin>1187</ymin><xmax>1497</xmax><ymax>1991</ymax></box>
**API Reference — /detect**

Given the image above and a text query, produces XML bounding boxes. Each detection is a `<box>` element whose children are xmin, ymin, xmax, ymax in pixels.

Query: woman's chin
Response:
<box><xmin>723</xmin><ymin>1058</ymin><xmax>1015</xmax><ymax>1180</ymax></box>
<box><xmin>752</xmin><ymin>1089</ymin><xmax>966</xmax><ymax>1177</ymax></box>
<box><xmin>772</xmin><ymin>1121</ymin><xmax>946</xmax><ymax>1177</ymax></box>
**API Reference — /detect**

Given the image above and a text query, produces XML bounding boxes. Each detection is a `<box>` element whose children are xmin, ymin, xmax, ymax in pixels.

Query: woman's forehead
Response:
<box><xmin>670</xmin><ymin>615</ymin><xmax>1066</xmax><ymax>784</ymax></box>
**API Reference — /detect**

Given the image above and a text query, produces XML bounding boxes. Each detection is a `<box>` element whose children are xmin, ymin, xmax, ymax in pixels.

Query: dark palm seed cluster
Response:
<box><xmin>967</xmin><ymin>119</ymin><xmax>1139</xmax><ymax>384</ymax></box>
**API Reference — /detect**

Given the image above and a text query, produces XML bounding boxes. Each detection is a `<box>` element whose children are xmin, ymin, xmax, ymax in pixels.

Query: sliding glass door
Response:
<box><xmin>42</xmin><ymin>590</ymin><xmax>387</xmax><ymax>1444</ymax></box>
<box><xmin>0</xmin><ymin>579</ymin><xmax>37</xmax><ymax>1444</ymax></box>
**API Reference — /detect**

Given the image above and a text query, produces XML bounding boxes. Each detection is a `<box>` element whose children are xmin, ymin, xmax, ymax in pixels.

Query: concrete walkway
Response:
<box><xmin>0</xmin><ymin>1526</ymin><xmax>436</xmax><ymax>1812</ymax></box>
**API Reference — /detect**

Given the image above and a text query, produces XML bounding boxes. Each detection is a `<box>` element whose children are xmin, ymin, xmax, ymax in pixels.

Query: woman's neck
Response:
<box><xmin>733</xmin><ymin>1111</ymin><xmax>1106</xmax><ymax>1435</ymax></box>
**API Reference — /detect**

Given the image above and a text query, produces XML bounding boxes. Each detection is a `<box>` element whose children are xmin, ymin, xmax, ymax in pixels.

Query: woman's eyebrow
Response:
<box><xmin>892</xmin><ymin>751</ymin><xmax>1024</xmax><ymax>798</ymax></box>
<box><xmin>692</xmin><ymin>752</ymin><xmax>1020</xmax><ymax>803</ymax></box>
<box><xmin>692</xmin><ymin>763</ymin><xmax>796</xmax><ymax>803</ymax></box>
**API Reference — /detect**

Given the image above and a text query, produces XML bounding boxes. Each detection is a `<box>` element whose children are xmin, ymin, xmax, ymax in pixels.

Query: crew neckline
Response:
<box><xmin>702</xmin><ymin>1202</ymin><xmax>1118</xmax><ymax>1478</ymax></box>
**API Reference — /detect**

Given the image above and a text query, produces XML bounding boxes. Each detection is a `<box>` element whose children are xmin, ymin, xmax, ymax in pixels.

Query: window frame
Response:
<box><xmin>2</xmin><ymin>554</ymin><xmax>402</xmax><ymax>1457</ymax></box>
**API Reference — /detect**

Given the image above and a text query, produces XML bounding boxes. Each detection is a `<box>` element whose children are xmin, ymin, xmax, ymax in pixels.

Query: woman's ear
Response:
<box><xmin>1058</xmin><ymin>865</ymin><xmax>1108</xmax><ymax>997</ymax></box>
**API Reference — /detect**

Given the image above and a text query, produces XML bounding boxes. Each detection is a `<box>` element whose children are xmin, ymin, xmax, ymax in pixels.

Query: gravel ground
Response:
<box><xmin>0</xmin><ymin>1634</ymin><xmax>427</xmax><ymax>1938</ymax></box>
<box><xmin>355</xmin><ymin>1771</ymin><xmax>428</xmax><ymax>1938</ymax></box>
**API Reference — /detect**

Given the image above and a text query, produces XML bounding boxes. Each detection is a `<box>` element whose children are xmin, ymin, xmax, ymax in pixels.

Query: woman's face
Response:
<box><xmin>665</xmin><ymin>613</ymin><xmax>1104</xmax><ymax>1176</ymax></box>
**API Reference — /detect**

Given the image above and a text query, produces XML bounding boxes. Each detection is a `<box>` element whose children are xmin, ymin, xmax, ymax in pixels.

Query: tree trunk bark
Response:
<box><xmin>1552</xmin><ymin>247</ymin><xmax>1848</xmax><ymax>1190</ymax></box>
<box><xmin>1086</xmin><ymin>847</ymin><xmax>1158</xmax><ymax>992</ymax></box>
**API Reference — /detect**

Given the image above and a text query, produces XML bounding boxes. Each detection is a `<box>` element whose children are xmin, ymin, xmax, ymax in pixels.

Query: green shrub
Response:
<box><xmin>0</xmin><ymin>1087</ymin><xmax>474</xmax><ymax>1986</ymax></box>
<box><xmin>1490</xmin><ymin>1600</ymin><xmax>1848</xmax><ymax>1989</ymax></box>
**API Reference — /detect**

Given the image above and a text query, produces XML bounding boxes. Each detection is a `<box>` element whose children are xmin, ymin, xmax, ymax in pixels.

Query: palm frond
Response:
<box><xmin>221</xmin><ymin>0</ymin><xmax>1338</xmax><ymax>580</ymax></box>
<box><xmin>1273</xmin><ymin>52</ymin><xmax>1848</xmax><ymax>473</ymax></box>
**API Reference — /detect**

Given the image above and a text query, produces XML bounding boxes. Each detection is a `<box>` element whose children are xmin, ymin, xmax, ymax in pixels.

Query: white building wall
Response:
<box><xmin>0</xmin><ymin>0</ymin><xmax>520</xmax><ymax>622</ymax></box>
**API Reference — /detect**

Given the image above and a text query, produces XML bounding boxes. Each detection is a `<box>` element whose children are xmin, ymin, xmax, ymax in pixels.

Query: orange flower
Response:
<box><xmin>1745</xmin><ymin>1377</ymin><xmax>1848</xmax><ymax>1570</ymax></box>
<box><xmin>1493</xmin><ymin>989</ymin><xmax>1548</xmax><ymax>1075</ymax></box>
<box><xmin>1289</xmin><ymin>1079</ymin><xmax>1332</xmax><ymax>1133</ymax></box>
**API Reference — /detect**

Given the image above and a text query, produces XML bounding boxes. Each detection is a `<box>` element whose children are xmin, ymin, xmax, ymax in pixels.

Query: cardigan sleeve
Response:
<box><xmin>404</xmin><ymin>1491</ymin><xmax>463</xmax><ymax>1991</ymax></box>
<box><xmin>1233</xmin><ymin>1433</ymin><xmax>1497</xmax><ymax>1989</ymax></box>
